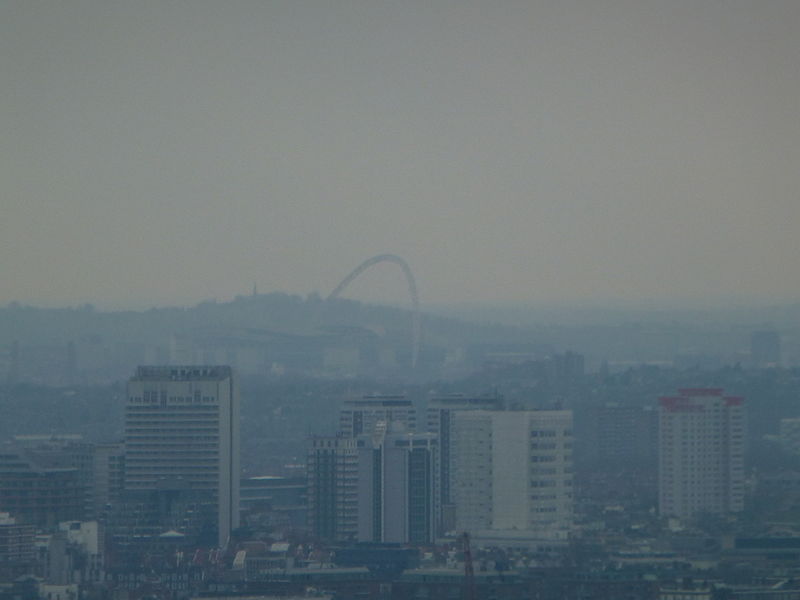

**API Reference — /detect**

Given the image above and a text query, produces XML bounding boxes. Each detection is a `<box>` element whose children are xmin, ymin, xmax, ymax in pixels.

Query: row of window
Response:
<box><xmin>531</xmin><ymin>479</ymin><xmax>573</xmax><ymax>488</ymax></box>
<box><xmin>126</xmin><ymin>428</ymin><xmax>220</xmax><ymax>433</ymax></box>
<box><xmin>531</xmin><ymin>429</ymin><xmax>572</xmax><ymax>438</ymax></box>
<box><xmin>132</xmin><ymin>393</ymin><xmax>218</xmax><ymax>404</ymax></box>
<box><xmin>531</xmin><ymin>454</ymin><xmax>572</xmax><ymax>462</ymax></box>
<box><xmin>126</xmin><ymin>406</ymin><xmax>219</xmax><ymax>413</ymax></box>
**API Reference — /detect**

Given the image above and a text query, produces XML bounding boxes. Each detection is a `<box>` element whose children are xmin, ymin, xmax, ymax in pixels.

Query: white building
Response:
<box><xmin>426</xmin><ymin>394</ymin><xmax>504</xmax><ymax>531</ymax></box>
<box><xmin>450</xmin><ymin>410</ymin><xmax>573</xmax><ymax>538</ymax></box>
<box><xmin>125</xmin><ymin>365</ymin><xmax>240</xmax><ymax>547</ymax></box>
<box><xmin>658</xmin><ymin>388</ymin><xmax>745</xmax><ymax>520</ymax></box>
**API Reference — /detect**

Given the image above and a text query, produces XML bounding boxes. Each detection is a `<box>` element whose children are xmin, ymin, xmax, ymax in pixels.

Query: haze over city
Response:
<box><xmin>3</xmin><ymin>0</ymin><xmax>799</xmax><ymax>310</ymax></box>
<box><xmin>7</xmin><ymin>4</ymin><xmax>800</xmax><ymax>599</ymax></box>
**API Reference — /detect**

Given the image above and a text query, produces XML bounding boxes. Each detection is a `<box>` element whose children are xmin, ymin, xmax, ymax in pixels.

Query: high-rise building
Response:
<box><xmin>339</xmin><ymin>395</ymin><xmax>416</xmax><ymax>437</ymax></box>
<box><xmin>0</xmin><ymin>512</ymin><xmax>34</xmax><ymax>579</ymax></box>
<box><xmin>308</xmin><ymin>395</ymin><xmax>423</xmax><ymax>543</ymax></box>
<box><xmin>13</xmin><ymin>435</ymin><xmax>95</xmax><ymax>519</ymax></box>
<box><xmin>308</xmin><ymin>395</ymin><xmax>436</xmax><ymax>544</ymax></box>
<box><xmin>356</xmin><ymin>423</ymin><xmax>438</xmax><ymax>544</ymax></box>
<box><xmin>427</xmin><ymin>394</ymin><xmax>504</xmax><ymax>533</ymax></box>
<box><xmin>0</xmin><ymin>442</ymin><xmax>85</xmax><ymax>528</ymax></box>
<box><xmin>450</xmin><ymin>410</ymin><xmax>574</xmax><ymax>537</ymax></box>
<box><xmin>658</xmin><ymin>389</ymin><xmax>745</xmax><ymax>520</ymax></box>
<box><xmin>125</xmin><ymin>366</ymin><xmax>240</xmax><ymax>547</ymax></box>
<box><xmin>307</xmin><ymin>436</ymin><xmax>359</xmax><ymax>542</ymax></box>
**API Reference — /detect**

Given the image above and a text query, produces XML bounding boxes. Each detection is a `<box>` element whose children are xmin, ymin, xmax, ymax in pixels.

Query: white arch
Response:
<box><xmin>327</xmin><ymin>254</ymin><xmax>420</xmax><ymax>369</ymax></box>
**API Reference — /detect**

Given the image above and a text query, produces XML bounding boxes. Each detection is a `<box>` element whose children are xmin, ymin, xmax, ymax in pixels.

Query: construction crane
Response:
<box><xmin>461</xmin><ymin>532</ymin><xmax>477</xmax><ymax>600</ymax></box>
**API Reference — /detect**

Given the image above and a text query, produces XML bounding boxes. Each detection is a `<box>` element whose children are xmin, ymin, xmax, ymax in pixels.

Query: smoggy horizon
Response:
<box><xmin>3</xmin><ymin>1</ymin><xmax>799</xmax><ymax>309</ymax></box>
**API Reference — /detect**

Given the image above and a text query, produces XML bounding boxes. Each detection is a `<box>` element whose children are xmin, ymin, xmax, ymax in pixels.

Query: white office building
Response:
<box><xmin>125</xmin><ymin>366</ymin><xmax>240</xmax><ymax>547</ymax></box>
<box><xmin>450</xmin><ymin>410</ymin><xmax>573</xmax><ymax>538</ymax></box>
<box><xmin>426</xmin><ymin>394</ymin><xmax>505</xmax><ymax>529</ymax></box>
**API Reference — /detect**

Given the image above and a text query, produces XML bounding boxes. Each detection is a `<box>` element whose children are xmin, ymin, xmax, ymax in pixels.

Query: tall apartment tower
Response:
<box><xmin>427</xmin><ymin>394</ymin><xmax>504</xmax><ymax>534</ymax></box>
<box><xmin>307</xmin><ymin>436</ymin><xmax>359</xmax><ymax>542</ymax></box>
<box><xmin>450</xmin><ymin>410</ymin><xmax>574</xmax><ymax>537</ymax></box>
<box><xmin>307</xmin><ymin>395</ymin><xmax>422</xmax><ymax>542</ymax></box>
<box><xmin>339</xmin><ymin>395</ymin><xmax>416</xmax><ymax>437</ymax></box>
<box><xmin>125</xmin><ymin>366</ymin><xmax>240</xmax><ymax>547</ymax></box>
<box><xmin>356</xmin><ymin>423</ymin><xmax>438</xmax><ymax>544</ymax></box>
<box><xmin>658</xmin><ymin>389</ymin><xmax>745</xmax><ymax>520</ymax></box>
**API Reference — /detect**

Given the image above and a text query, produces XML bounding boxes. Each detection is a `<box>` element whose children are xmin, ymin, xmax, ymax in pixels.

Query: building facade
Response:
<box><xmin>307</xmin><ymin>436</ymin><xmax>358</xmax><ymax>542</ymax></box>
<box><xmin>92</xmin><ymin>442</ymin><xmax>125</xmax><ymax>518</ymax></box>
<box><xmin>426</xmin><ymin>394</ymin><xmax>505</xmax><ymax>534</ymax></box>
<box><xmin>13</xmin><ymin>435</ymin><xmax>96</xmax><ymax>520</ymax></box>
<box><xmin>0</xmin><ymin>442</ymin><xmax>85</xmax><ymax>529</ymax></box>
<box><xmin>450</xmin><ymin>410</ymin><xmax>574</xmax><ymax>537</ymax></box>
<box><xmin>0</xmin><ymin>512</ymin><xmax>34</xmax><ymax>563</ymax></box>
<box><xmin>339</xmin><ymin>395</ymin><xmax>416</xmax><ymax>437</ymax></box>
<box><xmin>658</xmin><ymin>388</ymin><xmax>745</xmax><ymax>520</ymax></box>
<box><xmin>356</xmin><ymin>424</ymin><xmax>438</xmax><ymax>544</ymax></box>
<box><xmin>125</xmin><ymin>365</ymin><xmax>240</xmax><ymax>547</ymax></box>
<box><xmin>308</xmin><ymin>395</ymin><xmax>432</xmax><ymax>543</ymax></box>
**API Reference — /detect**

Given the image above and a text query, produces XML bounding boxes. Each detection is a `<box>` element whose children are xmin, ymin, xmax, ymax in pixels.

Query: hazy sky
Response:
<box><xmin>2</xmin><ymin>1</ymin><xmax>799</xmax><ymax>309</ymax></box>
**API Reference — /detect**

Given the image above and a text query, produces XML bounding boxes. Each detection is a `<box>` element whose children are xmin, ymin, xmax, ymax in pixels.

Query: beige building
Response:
<box><xmin>450</xmin><ymin>410</ymin><xmax>574</xmax><ymax>537</ymax></box>
<box><xmin>125</xmin><ymin>366</ymin><xmax>240</xmax><ymax>547</ymax></box>
<box><xmin>426</xmin><ymin>394</ymin><xmax>504</xmax><ymax>534</ymax></box>
<box><xmin>658</xmin><ymin>389</ymin><xmax>745</xmax><ymax>520</ymax></box>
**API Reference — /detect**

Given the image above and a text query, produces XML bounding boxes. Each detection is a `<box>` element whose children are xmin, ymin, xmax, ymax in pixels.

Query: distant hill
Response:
<box><xmin>0</xmin><ymin>293</ymin><xmax>533</xmax><ymax>384</ymax></box>
<box><xmin>2</xmin><ymin>295</ymin><xmax>799</xmax><ymax>385</ymax></box>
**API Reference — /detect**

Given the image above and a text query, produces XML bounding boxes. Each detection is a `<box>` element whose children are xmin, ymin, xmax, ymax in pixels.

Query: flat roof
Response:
<box><xmin>132</xmin><ymin>366</ymin><xmax>233</xmax><ymax>381</ymax></box>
